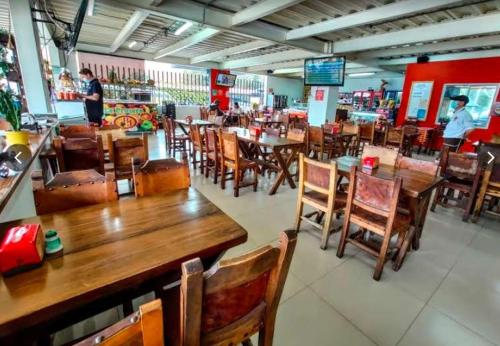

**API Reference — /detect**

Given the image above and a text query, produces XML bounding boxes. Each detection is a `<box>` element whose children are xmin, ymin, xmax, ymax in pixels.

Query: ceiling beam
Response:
<box><xmin>246</xmin><ymin>59</ymin><xmax>304</xmax><ymax>72</ymax></box>
<box><xmin>221</xmin><ymin>49</ymin><xmax>317</xmax><ymax>69</ymax></box>
<box><xmin>286</xmin><ymin>0</ymin><xmax>463</xmax><ymax>40</ymax></box>
<box><xmin>232</xmin><ymin>0</ymin><xmax>303</xmax><ymax>26</ymax></box>
<box><xmin>154</xmin><ymin>28</ymin><xmax>220</xmax><ymax>59</ymax></box>
<box><xmin>353</xmin><ymin>34</ymin><xmax>500</xmax><ymax>59</ymax></box>
<box><xmin>377</xmin><ymin>48</ymin><xmax>500</xmax><ymax>66</ymax></box>
<box><xmin>190</xmin><ymin>40</ymin><xmax>273</xmax><ymax>64</ymax></box>
<box><xmin>110</xmin><ymin>10</ymin><xmax>149</xmax><ymax>52</ymax></box>
<box><xmin>334</xmin><ymin>12</ymin><xmax>500</xmax><ymax>53</ymax></box>
<box><xmin>99</xmin><ymin>0</ymin><xmax>326</xmax><ymax>53</ymax></box>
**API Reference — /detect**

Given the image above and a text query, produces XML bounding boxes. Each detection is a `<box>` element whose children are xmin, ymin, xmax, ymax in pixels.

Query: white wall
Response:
<box><xmin>340</xmin><ymin>74</ymin><xmax>405</xmax><ymax>93</ymax></box>
<box><xmin>266</xmin><ymin>75</ymin><xmax>304</xmax><ymax>106</ymax></box>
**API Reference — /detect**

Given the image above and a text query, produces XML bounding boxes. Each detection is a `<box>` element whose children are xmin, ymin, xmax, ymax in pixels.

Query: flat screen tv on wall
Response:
<box><xmin>216</xmin><ymin>73</ymin><xmax>237</xmax><ymax>87</ymax></box>
<box><xmin>304</xmin><ymin>56</ymin><xmax>346</xmax><ymax>86</ymax></box>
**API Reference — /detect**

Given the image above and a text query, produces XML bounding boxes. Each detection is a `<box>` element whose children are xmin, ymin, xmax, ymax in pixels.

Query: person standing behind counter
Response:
<box><xmin>78</xmin><ymin>68</ymin><xmax>104</xmax><ymax>126</ymax></box>
<box><xmin>442</xmin><ymin>95</ymin><xmax>475</xmax><ymax>152</ymax></box>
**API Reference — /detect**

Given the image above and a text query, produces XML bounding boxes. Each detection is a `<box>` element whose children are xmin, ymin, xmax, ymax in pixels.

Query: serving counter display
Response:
<box><xmin>103</xmin><ymin>100</ymin><xmax>159</xmax><ymax>130</ymax></box>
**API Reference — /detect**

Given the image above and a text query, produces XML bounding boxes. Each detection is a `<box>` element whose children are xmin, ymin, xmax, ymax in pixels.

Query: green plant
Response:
<box><xmin>0</xmin><ymin>88</ymin><xmax>21</xmax><ymax>131</ymax></box>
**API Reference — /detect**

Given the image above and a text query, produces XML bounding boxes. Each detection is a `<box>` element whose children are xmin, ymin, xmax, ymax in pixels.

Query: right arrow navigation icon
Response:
<box><xmin>487</xmin><ymin>151</ymin><xmax>495</xmax><ymax>164</ymax></box>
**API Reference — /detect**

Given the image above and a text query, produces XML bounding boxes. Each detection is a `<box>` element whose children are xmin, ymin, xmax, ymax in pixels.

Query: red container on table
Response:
<box><xmin>0</xmin><ymin>224</ymin><xmax>45</xmax><ymax>276</ymax></box>
<box><xmin>249</xmin><ymin>126</ymin><xmax>262</xmax><ymax>137</ymax></box>
<box><xmin>362</xmin><ymin>156</ymin><xmax>379</xmax><ymax>169</ymax></box>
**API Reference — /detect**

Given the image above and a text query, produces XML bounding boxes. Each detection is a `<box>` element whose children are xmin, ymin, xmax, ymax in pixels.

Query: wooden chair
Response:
<box><xmin>342</xmin><ymin>122</ymin><xmax>360</xmax><ymax>156</ymax></box>
<box><xmin>189</xmin><ymin>123</ymin><xmax>205</xmax><ymax>173</ymax></box>
<box><xmin>337</xmin><ymin>166</ymin><xmax>411</xmax><ymax>281</ymax></box>
<box><xmin>219</xmin><ymin>130</ymin><xmax>259</xmax><ymax>197</ymax></box>
<box><xmin>163</xmin><ymin>117</ymin><xmax>190</xmax><ymax>158</ymax></box>
<box><xmin>396</xmin><ymin>156</ymin><xmax>439</xmax><ymax>176</ymax></box>
<box><xmin>200</xmin><ymin>107</ymin><xmax>209</xmax><ymax>121</ymax></box>
<box><xmin>295</xmin><ymin>154</ymin><xmax>346</xmax><ymax>249</ymax></box>
<box><xmin>59</xmin><ymin>124</ymin><xmax>96</xmax><ymax>139</ymax></box>
<box><xmin>108</xmin><ymin>133</ymin><xmax>149</xmax><ymax>181</ymax></box>
<box><xmin>361</xmin><ymin>145</ymin><xmax>399</xmax><ymax>167</ymax></box>
<box><xmin>307</xmin><ymin>126</ymin><xmax>326</xmax><ymax>160</ymax></box>
<box><xmin>472</xmin><ymin>142</ymin><xmax>500</xmax><ymax>222</ymax></box>
<box><xmin>53</xmin><ymin>135</ymin><xmax>105</xmax><ymax>174</ymax></box>
<box><xmin>204</xmin><ymin>128</ymin><xmax>221</xmax><ymax>184</ymax></box>
<box><xmin>74</xmin><ymin>299</ymin><xmax>163</xmax><ymax>346</ymax></box>
<box><xmin>431</xmin><ymin>147</ymin><xmax>482</xmax><ymax>222</ymax></box>
<box><xmin>132</xmin><ymin>158</ymin><xmax>190</xmax><ymax>197</ymax></box>
<box><xmin>402</xmin><ymin>125</ymin><xmax>419</xmax><ymax>157</ymax></box>
<box><xmin>180</xmin><ymin>230</ymin><xmax>297</xmax><ymax>346</ymax></box>
<box><xmin>359</xmin><ymin>122</ymin><xmax>375</xmax><ymax>152</ymax></box>
<box><xmin>214</xmin><ymin>115</ymin><xmax>226</xmax><ymax>127</ymax></box>
<box><xmin>384</xmin><ymin>127</ymin><xmax>404</xmax><ymax>149</ymax></box>
<box><xmin>238</xmin><ymin>114</ymin><xmax>250</xmax><ymax>128</ymax></box>
<box><xmin>32</xmin><ymin>169</ymin><xmax>118</xmax><ymax>215</ymax></box>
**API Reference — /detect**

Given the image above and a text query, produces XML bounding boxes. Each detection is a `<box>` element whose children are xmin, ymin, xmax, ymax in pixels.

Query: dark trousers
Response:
<box><xmin>443</xmin><ymin>137</ymin><xmax>463</xmax><ymax>152</ymax></box>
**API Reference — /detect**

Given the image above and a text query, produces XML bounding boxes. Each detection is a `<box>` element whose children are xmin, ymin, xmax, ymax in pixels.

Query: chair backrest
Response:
<box><xmin>214</xmin><ymin>115</ymin><xmax>225</xmax><ymax>127</ymax></box>
<box><xmin>162</xmin><ymin>117</ymin><xmax>172</xmax><ymax>141</ymax></box>
<box><xmin>133</xmin><ymin>159</ymin><xmax>190</xmax><ymax>197</ymax></box>
<box><xmin>361</xmin><ymin>144</ymin><xmax>399</xmax><ymax>167</ymax></box>
<box><xmin>323</xmin><ymin>122</ymin><xmax>342</xmax><ymax>134</ymax></box>
<box><xmin>200</xmin><ymin>107</ymin><xmax>209</xmax><ymax>120</ymax></box>
<box><xmin>219</xmin><ymin>130</ymin><xmax>239</xmax><ymax>163</ymax></box>
<box><xmin>180</xmin><ymin>230</ymin><xmax>297</xmax><ymax>346</ymax></box>
<box><xmin>342</xmin><ymin>122</ymin><xmax>360</xmax><ymax>136</ymax></box>
<box><xmin>287</xmin><ymin>128</ymin><xmax>306</xmax><ymax>143</ymax></box>
<box><xmin>308</xmin><ymin>125</ymin><xmax>324</xmax><ymax>144</ymax></box>
<box><xmin>100</xmin><ymin>124</ymin><xmax>121</xmax><ymax>130</ymax></box>
<box><xmin>441</xmin><ymin>148</ymin><xmax>479</xmax><ymax>180</ymax></box>
<box><xmin>32</xmin><ymin>169</ymin><xmax>118</xmax><ymax>215</ymax></box>
<box><xmin>477</xmin><ymin>141</ymin><xmax>500</xmax><ymax>182</ymax></box>
<box><xmin>60</xmin><ymin>124</ymin><xmax>96</xmax><ymax>139</ymax></box>
<box><xmin>348</xmin><ymin>166</ymin><xmax>402</xmax><ymax>218</ymax></box>
<box><xmin>299</xmin><ymin>153</ymin><xmax>337</xmax><ymax>197</ymax></box>
<box><xmin>189</xmin><ymin>124</ymin><xmax>203</xmax><ymax>150</ymax></box>
<box><xmin>53</xmin><ymin>135</ymin><xmax>105</xmax><ymax>174</ymax></box>
<box><xmin>208</xmin><ymin>111</ymin><xmax>217</xmax><ymax>123</ymax></box>
<box><xmin>385</xmin><ymin>127</ymin><xmax>403</xmax><ymax>146</ymax></box>
<box><xmin>109</xmin><ymin>133</ymin><xmax>148</xmax><ymax>178</ymax></box>
<box><xmin>359</xmin><ymin>122</ymin><xmax>375</xmax><ymax>143</ymax></box>
<box><xmin>205</xmin><ymin>128</ymin><xmax>219</xmax><ymax>153</ymax></box>
<box><xmin>397</xmin><ymin>156</ymin><xmax>439</xmax><ymax>177</ymax></box>
<box><xmin>75</xmin><ymin>300</ymin><xmax>163</xmax><ymax>346</ymax></box>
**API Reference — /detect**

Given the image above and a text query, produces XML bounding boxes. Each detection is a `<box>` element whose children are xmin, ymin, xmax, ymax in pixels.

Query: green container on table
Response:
<box><xmin>45</xmin><ymin>229</ymin><xmax>63</xmax><ymax>255</ymax></box>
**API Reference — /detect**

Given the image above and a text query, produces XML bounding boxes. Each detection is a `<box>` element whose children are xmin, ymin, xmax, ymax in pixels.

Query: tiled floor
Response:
<box><xmin>57</xmin><ymin>132</ymin><xmax>500</xmax><ymax>346</ymax></box>
<box><xmin>147</xmin><ymin>131</ymin><xmax>500</xmax><ymax>346</ymax></box>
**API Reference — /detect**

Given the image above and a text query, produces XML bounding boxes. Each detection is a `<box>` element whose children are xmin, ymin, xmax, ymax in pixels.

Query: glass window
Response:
<box><xmin>437</xmin><ymin>84</ymin><xmax>498</xmax><ymax>128</ymax></box>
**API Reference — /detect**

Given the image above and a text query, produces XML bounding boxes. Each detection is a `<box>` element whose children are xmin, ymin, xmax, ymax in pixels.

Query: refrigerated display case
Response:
<box><xmin>353</xmin><ymin>90</ymin><xmax>383</xmax><ymax>111</ymax></box>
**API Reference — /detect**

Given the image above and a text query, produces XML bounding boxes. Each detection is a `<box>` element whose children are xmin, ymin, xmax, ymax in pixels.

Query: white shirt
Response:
<box><xmin>443</xmin><ymin>107</ymin><xmax>474</xmax><ymax>139</ymax></box>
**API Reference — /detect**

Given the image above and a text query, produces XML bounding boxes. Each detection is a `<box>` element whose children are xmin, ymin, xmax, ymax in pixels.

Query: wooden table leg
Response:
<box><xmin>269</xmin><ymin>146</ymin><xmax>299</xmax><ymax>195</ymax></box>
<box><xmin>393</xmin><ymin>225</ymin><xmax>416</xmax><ymax>271</ymax></box>
<box><xmin>412</xmin><ymin>193</ymin><xmax>432</xmax><ymax>250</ymax></box>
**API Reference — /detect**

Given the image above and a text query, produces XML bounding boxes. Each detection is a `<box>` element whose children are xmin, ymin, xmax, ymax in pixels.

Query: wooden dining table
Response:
<box><xmin>0</xmin><ymin>188</ymin><xmax>247</xmax><ymax>344</ymax></box>
<box><xmin>225</xmin><ymin>127</ymin><xmax>305</xmax><ymax>195</ymax></box>
<box><xmin>334</xmin><ymin>161</ymin><xmax>443</xmax><ymax>270</ymax></box>
<box><xmin>174</xmin><ymin>119</ymin><xmax>215</xmax><ymax>135</ymax></box>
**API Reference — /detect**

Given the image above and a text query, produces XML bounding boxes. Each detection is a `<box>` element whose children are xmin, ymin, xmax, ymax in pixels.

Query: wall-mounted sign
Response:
<box><xmin>315</xmin><ymin>89</ymin><xmax>325</xmax><ymax>101</ymax></box>
<box><xmin>103</xmin><ymin>102</ymin><xmax>158</xmax><ymax>130</ymax></box>
<box><xmin>406</xmin><ymin>81</ymin><xmax>434</xmax><ymax>120</ymax></box>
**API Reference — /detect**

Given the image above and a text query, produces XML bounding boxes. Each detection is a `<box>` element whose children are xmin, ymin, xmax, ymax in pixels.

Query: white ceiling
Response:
<box><xmin>2</xmin><ymin>0</ymin><xmax>500</xmax><ymax>78</ymax></box>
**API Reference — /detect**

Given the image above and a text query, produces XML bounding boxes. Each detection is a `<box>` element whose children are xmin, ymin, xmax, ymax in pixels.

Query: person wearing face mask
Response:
<box><xmin>78</xmin><ymin>68</ymin><xmax>104</xmax><ymax>126</ymax></box>
<box><xmin>442</xmin><ymin>95</ymin><xmax>474</xmax><ymax>152</ymax></box>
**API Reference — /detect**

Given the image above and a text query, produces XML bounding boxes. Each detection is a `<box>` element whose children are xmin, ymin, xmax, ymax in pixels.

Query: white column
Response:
<box><xmin>9</xmin><ymin>0</ymin><xmax>51</xmax><ymax>113</ymax></box>
<box><xmin>307</xmin><ymin>86</ymin><xmax>339</xmax><ymax>126</ymax></box>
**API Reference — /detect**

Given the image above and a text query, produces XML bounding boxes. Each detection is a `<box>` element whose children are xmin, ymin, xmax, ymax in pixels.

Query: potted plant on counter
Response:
<box><xmin>0</xmin><ymin>88</ymin><xmax>28</xmax><ymax>146</ymax></box>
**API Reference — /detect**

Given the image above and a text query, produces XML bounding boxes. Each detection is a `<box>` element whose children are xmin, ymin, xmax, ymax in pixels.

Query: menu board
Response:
<box><xmin>304</xmin><ymin>56</ymin><xmax>346</xmax><ymax>86</ymax></box>
<box><xmin>406</xmin><ymin>81</ymin><xmax>434</xmax><ymax>120</ymax></box>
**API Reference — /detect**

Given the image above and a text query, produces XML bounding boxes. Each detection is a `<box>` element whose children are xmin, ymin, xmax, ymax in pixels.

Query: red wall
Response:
<box><xmin>397</xmin><ymin>57</ymin><xmax>500</xmax><ymax>152</ymax></box>
<box><xmin>210</xmin><ymin>69</ymin><xmax>230</xmax><ymax>111</ymax></box>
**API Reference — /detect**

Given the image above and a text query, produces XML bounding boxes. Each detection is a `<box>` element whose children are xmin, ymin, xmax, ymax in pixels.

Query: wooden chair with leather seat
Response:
<box><xmin>384</xmin><ymin>126</ymin><xmax>404</xmax><ymax>149</ymax></box>
<box><xmin>108</xmin><ymin>133</ymin><xmax>148</xmax><ymax>181</ymax></box>
<box><xmin>132</xmin><ymin>158</ymin><xmax>190</xmax><ymax>197</ymax></box>
<box><xmin>74</xmin><ymin>299</ymin><xmax>163</xmax><ymax>346</ymax></box>
<box><xmin>163</xmin><ymin>117</ymin><xmax>190</xmax><ymax>158</ymax></box>
<box><xmin>53</xmin><ymin>135</ymin><xmax>105</xmax><ymax>174</ymax></box>
<box><xmin>358</xmin><ymin>122</ymin><xmax>375</xmax><ymax>152</ymax></box>
<box><xmin>431</xmin><ymin>147</ymin><xmax>482</xmax><ymax>222</ymax></box>
<box><xmin>180</xmin><ymin>230</ymin><xmax>297</xmax><ymax>346</ymax></box>
<box><xmin>337</xmin><ymin>166</ymin><xmax>411</xmax><ymax>281</ymax></box>
<box><xmin>219</xmin><ymin>130</ymin><xmax>259</xmax><ymax>197</ymax></box>
<box><xmin>307</xmin><ymin>125</ymin><xmax>326</xmax><ymax>160</ymax></box>
<box><xmin>472</xmin><ymin>142</ymin><xmax>500</xmax><ymax>222</ymax></box>
<box><xmin>32</xmin><ymin>169</ymin><xmax>118</xmax><ymax>215</ymax></box>
<box><xmin>341</xmin><ymin>122</ymin><xmax>360</xmax><ymax>156</ymax></box>
<box><xmin>189</xmin><ymin>123</ymin><xmax>205</xmax><ymax>173</ymax></box>
<box><xmin>295</xmin><ymin>153</ymin><xmax>346</xmax><ymax>249</ymax></box>
<box><xmin>59</xmin><ymin>124</ymin><xmax>97</xmax><ymax>139</ymax></box>
<box><xmin>361</xmin><ymin>145</ymin><xmax>399</xmax><ymax>167</ymax></box>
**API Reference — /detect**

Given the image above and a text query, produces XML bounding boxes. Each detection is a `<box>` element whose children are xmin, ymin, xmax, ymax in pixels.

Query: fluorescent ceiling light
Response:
<box><xmin>175</xmin><ymin>22</ymin><xmax>193</xmax><ymax>36</ymax></box>
<box><xmin>348</xmin><ymin>72</ymin><xmax>375</xmax><ymax>77</ymax></box>
<box><xmin>128</xmin><ymin>41</ymin><xmax>138</xmax><ymax>48</ymax></box>
<box><xmin>87</xmin><ymin>0</ymin><xmax>95</xmax><ymax>16</ymax></box>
